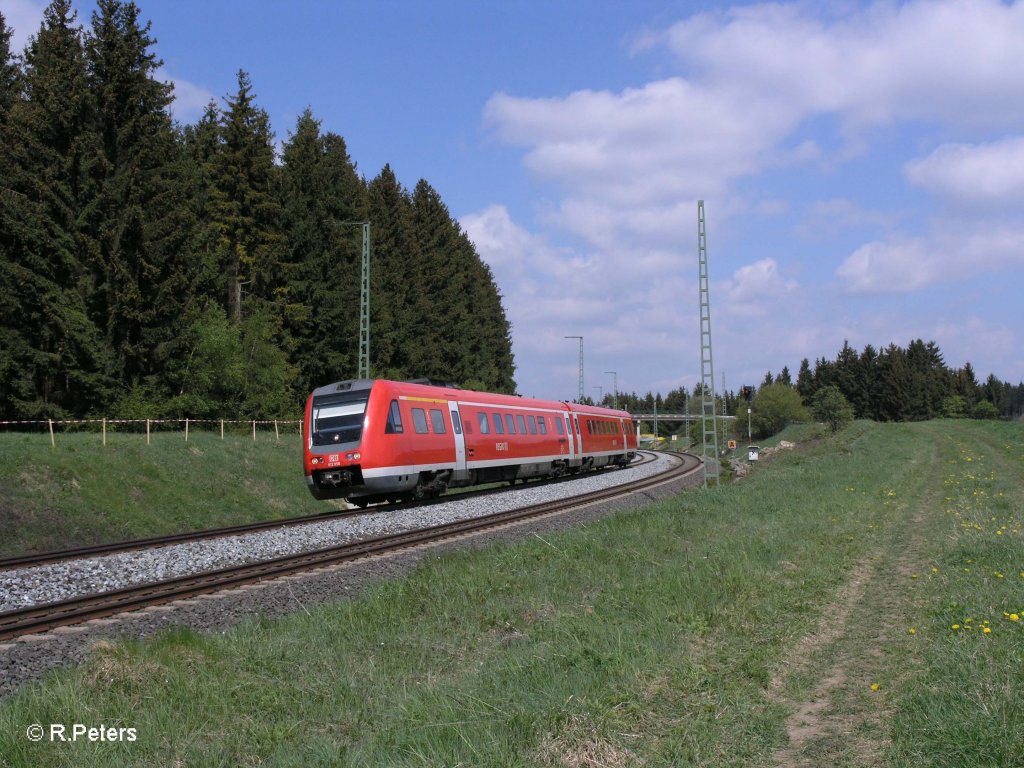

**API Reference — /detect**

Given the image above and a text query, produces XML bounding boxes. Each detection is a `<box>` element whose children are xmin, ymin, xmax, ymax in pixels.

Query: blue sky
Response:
<box><xmin>8</xmin><ymin>0</ymin><xmax>1024</xmax><ymax>402</ymax></box>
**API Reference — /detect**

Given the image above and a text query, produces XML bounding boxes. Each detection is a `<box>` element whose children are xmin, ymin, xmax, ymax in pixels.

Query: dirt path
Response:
<box><xmin>769</xmin><ymin>432</ymin><xmax>940</xmax><ymax>767</ymax></box>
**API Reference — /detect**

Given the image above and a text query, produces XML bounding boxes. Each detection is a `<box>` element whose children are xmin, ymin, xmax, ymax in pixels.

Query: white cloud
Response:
<box><xmin>836</xmin><ymin>237</ymin><xmax>935</xmax><ymax>294</ymax></box>
<box><xmin>797</xmin><ymin>198</ymin><xmax>900</xmax><ymax>239</ymax></box>
<box><xmin>836</xmin><ymin>223</ymin><xmax>1024</xmax><ymax>294</ymax></box>
<box><xmin>726</xmin><ymin>258</ymin><xmax>798</xmax><ymax>309</ymax></box>
<box><xmin>650</xmin><ymin>0</ymin><xmax>1024</xmax><ymax>131</ymax></box>
<box><xmin>905</xmin><ymin>137</ymin><xmax>1024</xmax><ymax>206</ymax></box>
<box><xmin>161</xmin><ymin>69</ymin><xmax>216</xmax><ymax>124</ymax></box>
<box><xmin>485</xmin><ymin>77</ymin><xmax>798</xmax><ymax>212</ymax></box>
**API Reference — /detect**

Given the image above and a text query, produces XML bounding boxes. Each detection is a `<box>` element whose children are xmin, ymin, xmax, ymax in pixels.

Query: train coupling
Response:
<box><xmin>318</xmin><ymin>469</ymin><xmax>354</xmax><ymax>488</ymax></box>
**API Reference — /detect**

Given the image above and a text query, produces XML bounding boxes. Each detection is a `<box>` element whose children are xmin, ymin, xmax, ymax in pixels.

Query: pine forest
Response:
<box><xmin>0</xmin><ymin>1</ymin><xmax>516</xmax><ymax>422</ymax></box>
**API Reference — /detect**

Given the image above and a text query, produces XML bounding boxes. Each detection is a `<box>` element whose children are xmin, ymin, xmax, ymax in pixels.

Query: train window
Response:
<box><xmin>430</xmin><ymin>409</ymin><xmax>446</xmax><ymax>434</ymax></box>
<box><xmin>311</xmin><ymin>389</ymin><xmax>370</xmax><ymax>446</ymax></box>
<box><xmin>412</xmin><ymin>407</ymin><xmax>429</xmax><ymax>434</ymax></box>
<box><xmin>478</xmin><ymin>412</ymin><xmax>490</xmax><ymax>434</ymax></box>
<box><xmin>450</xmin><ymin>410</ymin><xmax>462</xmax><ymax>435</ymax></box>
<box><xmin>555</xmin><ymin>418</ymin><xmax>564</xmax><ymax>435</ymax></box>
<box><xmin>385</xmin><ymin>400</ymin><xmax>403</xmax><ymax>434</ymax></box>
<box><xmin>492</xmin><ymin>413</ymin><xmax>504</xmax><ymax>434</ymax></box>
<box><xmin>538</xmin><ymin>416</ymin><xmax>548</xmax><ymax>434</ymax></box>
<box><xmin>516</xmin><ymin>414</ymin><xmax>526</xmax><ymax>434</ymax></box>
<box><xmin>505</xmin><ymin>413</ymin><xmax>516</xmax><ymax>434</ymax></box>
<box><xmin>527</xmin><ymin>415</ymin><xmax>537</xmax><ymax>434</ymax></box>
<box><xmin>586</xmin><ymin>420</ymin><xmax>593</xmax><ymax>435</ymax></box>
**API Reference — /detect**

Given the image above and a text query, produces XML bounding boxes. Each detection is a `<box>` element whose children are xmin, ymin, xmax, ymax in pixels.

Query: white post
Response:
<box><xmin>274</xmin><ymin>420</ymin><xmax>279</xmax><ymax>441</ymax></box>
<box><xmin>102</xmin><ymin>417</ymin><xmax>106</xmax><ymax>447</ymax></box>
<box><xmin>185</xmin><ymin>418</ymin><xmax>189</xmax><ymax>442</ymax></box>
<box><xmin>146</xmin><ymin>418</ymin><xmax>151</xmax><ymax>445</ymax></box>
<box><xmin>252</xmin><ymin>420</ymin><xmax>256</xmax><ymax>442</ymax></box>
<box><xmin>48</xmin><ymin>419</ymin><xmax>55</xmax><ymax>449</ymax></box>
<box><xmin>220</xmin><ymin>419</ymin><xmax>224</xmax><ymax>440</ymax></box>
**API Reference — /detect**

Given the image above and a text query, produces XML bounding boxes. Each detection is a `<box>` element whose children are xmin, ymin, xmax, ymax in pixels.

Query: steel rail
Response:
<box><xmin>0</xmin><ymin>452</ymin><xmax>698</xmax><ymax>641</ymax></box>
<box><xmin>0</xmin><ymin>453</ymin><xmax>658</xmax><ymax>571</ymax></box>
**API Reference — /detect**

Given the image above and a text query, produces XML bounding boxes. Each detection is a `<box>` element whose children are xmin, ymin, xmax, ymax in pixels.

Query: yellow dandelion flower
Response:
<box><xmin>952</xmin><ymin>624</ymin><xmax>961</xmax><ymax>630</ymax></box>
<box><xmin>983</xmin><ymin>627</ymin><xmax>992</xmax><ymax>634</ymax></box>
<box><xmin>1011</xmin><ymin>614</ymin><xmax>1020</xmax><ymax>622</ymax></box>
<box><xmin>908</xmin><ymin>627</ymin><xmax>916</xmax><ymax>635</ymax></box>
<box><xmin>870</xmin><ymin>683</ymin><xmax>880</xmax><ymax>691</ymax></box>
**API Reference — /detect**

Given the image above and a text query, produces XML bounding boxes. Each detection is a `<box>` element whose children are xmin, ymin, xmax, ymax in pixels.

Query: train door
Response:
<box><xmin>564</xmin><ymin>414</ymin><xmax>576</xmax><ymax>459</ymax></box>
<box><xmin>448</xmin><ymin>400</ymin><xmax>469</xmax><ymax>481</ymax></box>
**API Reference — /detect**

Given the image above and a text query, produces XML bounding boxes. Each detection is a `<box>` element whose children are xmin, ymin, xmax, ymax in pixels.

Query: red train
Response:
<box><xmin>303</xmin><ymin>378</ymin><xmax>638</xmax><ymax>504</ymax></box>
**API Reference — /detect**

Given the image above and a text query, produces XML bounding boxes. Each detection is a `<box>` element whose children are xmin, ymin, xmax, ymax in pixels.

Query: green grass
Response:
<box><xmin>0</xmin><ymin>419</ymin><xmax>1021</xmax><ymax>766</ymax></box>
<box><xmin>0</xmin><ymin>428</ymin><xmax>336</xmax><ymax>558</ymax></box>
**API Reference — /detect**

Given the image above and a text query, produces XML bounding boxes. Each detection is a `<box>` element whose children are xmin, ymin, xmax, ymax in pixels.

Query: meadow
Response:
<box><xmin>0</xmin><ymin>427</ymin><xmax>329</xmax><ymax>558</ymax></box>
<box><xmin>0</xmin><ymin>419</ymin><xmax>1021</xmax><ymax>766</ymax></box>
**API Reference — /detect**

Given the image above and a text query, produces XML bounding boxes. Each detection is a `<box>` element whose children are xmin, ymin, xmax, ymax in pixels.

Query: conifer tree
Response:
<box><xmin>279</xmin><ymin>109</ymin><xmax>367</xmax><ymax>393</ymax></box>
<box><xmin>179</xmin><ymin>101</ymin><xmax>222</xmax><ymax>301</ymax></box>
<box><xmin>0</xmin><ymin>0</ymin><xmax>110</xmax><ymax>417</ymax></box>
<box><xmin>212</xmin><ymin>70</ymin><xmax>284</xmax><ymax>322</ymax></box>
<box><xmin>83</xmin><ymin>0</ymin><xmax>191</xmax><ymax>397</ymax></box>
<box><xmin>795</xmin><ymin>358</ymin><xmax>814</xmax><ymax>401</ymax></box>
<box><xmin>410</xmin><ymin>179</ymin><xmax>514</xmax><ymax>391</ymax></box>
<box><xmin>0</xmin><ymin>12</ymin><xmax>18</xmax><ymax>119</ymax></box>
<box><xmin>367</xmin><ymin>165</ymin><xmax>419</xmax><ymax>378</ymax></box>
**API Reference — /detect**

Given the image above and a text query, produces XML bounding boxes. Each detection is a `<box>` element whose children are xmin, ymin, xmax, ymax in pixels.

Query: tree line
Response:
<box><xmin>0</xmin><ymin>1</ymin><xmax>515</xmax><ymax>422</ymax></box>
<box><xmin>593</xmin><ymin>338</ymin><xmax>1021</xmax><ymax>439</ymax></box>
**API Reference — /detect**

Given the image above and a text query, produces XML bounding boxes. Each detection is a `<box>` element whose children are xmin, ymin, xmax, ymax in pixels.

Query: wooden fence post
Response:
<box><xmin>146</xmin><ymin>418</ymin><xmax>150</xmax><ymax>445</ymax></box>
<box><xmin>48</xmin><ymin>419</ymin><xmax>55</xmax><ymax>449</ymax></box>
<box><xmin>220</xmin><ymin>419</ymin><xmax>224</xmax><ymax>440</ymax></box>
<box><xmin>102</xmin><ymin>417</ymin><xmax>106</xmax><ymax>447</ymax></box>
<box><xmin>252</xmin><ymin>420</ymin><xmax>256</xmax><ymax>442</ymax></box>
<box><xmin>185</xmin><ymin>418</ymin><xmax>189</xmax><ymax>442</ymax></box>
<box><xmin>274</xmin><ymin>420</ymin><xmax>279</xmax><ymax>441</ymax></box>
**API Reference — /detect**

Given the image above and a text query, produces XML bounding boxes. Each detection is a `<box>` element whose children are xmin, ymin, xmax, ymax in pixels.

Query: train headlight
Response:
<box><xmin>311</xmin><ymin>457</ymin><xmax>322</xmax><ymax>465</ymax></box>
<box><xmin>345</xmin><ymin>452</ymin><xmax>361</xmax><ymax>461</ymax></box>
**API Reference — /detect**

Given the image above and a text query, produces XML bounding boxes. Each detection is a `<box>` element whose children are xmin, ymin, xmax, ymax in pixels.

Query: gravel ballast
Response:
<box><xmin>0</xmin><ymin>452</ymin><xmax>699</xmax><ymax>697</ymax></box>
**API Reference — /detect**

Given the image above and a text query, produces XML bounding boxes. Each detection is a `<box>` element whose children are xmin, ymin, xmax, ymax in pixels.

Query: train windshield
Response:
<box><xmin>311</xmin><ymin>391</ymin><xmax>370</xmax><ymax>446</ymax></box>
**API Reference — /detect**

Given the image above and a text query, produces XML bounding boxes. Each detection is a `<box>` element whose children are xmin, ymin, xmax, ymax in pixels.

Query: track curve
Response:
<box><xmin>0</xmin><ymin>451</ymin><xmax>699</xmax><ymax>641</ymax></box>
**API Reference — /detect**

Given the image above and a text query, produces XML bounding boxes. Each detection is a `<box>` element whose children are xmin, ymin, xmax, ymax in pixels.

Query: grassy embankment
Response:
<box><xmin>0</xmin><ymin>419</ymin><xmax>1021</xmax><ymax>766</ymax></box>
<box><xmin>0</xmin><ymin>428</ymin><xmax>330</xmax><ymax>558</ymax></box>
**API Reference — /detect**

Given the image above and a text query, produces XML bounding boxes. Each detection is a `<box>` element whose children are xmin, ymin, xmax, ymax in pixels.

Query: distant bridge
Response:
<box><xmin>628</xmin><ymin>413</ymin><xmax>736</xmax><ymax>422</ymax></box>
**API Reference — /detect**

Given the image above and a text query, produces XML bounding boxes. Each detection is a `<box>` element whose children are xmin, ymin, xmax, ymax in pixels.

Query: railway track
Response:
<box><xmin>0</xmin><ymin>452</ymin><xmax>660</xmax><ymax>572</ymax></box>
<box><xmin>0</xmin><ymin>451</ymin><xmax>700</xmax><ymax>642</ymax></box>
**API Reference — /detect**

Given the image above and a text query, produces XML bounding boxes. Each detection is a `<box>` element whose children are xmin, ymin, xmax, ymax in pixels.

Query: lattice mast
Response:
<box><xmin>358</xmin><ymin>222</ymin><xmax>371</xmax><ymax>380</ymax></box>
<box><xmin>697</xmin><ymin>200</ymin><xmax>720</xmax><ymax>488</ymax></box>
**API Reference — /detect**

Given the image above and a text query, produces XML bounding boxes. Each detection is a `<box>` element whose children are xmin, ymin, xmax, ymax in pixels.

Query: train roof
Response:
<box><xmin>310</xmin><ymin>379</ymin><xmax>636</xmax><ymax>420</ymax></box>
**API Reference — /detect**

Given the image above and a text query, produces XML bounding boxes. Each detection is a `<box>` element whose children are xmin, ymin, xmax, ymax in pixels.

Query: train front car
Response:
<box><xmin>304</xmin><ymin>379</ymin><xmax>375</xmax><ymax>501</ymax></box>
<box><xmin>303</xmin><ymin>378</ymin><xmax>456</xmax><ymax>504</ymax></box>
